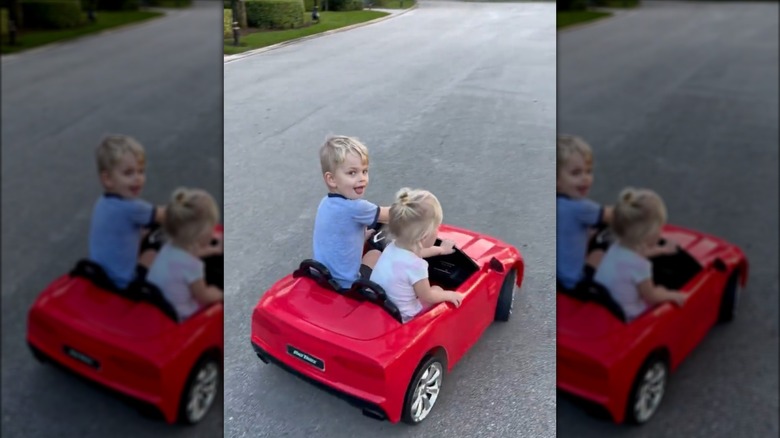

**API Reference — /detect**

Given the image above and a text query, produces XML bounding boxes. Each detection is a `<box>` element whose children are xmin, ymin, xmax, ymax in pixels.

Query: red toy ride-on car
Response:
<box><xmin>557</xmin><ymin>224</ymin><xmax>748</xmax><ymax>425</ymax></box>
<box><xmin>251</xmin><ymin>223</ymin><xmax>524</xmax><ymax>424</ymax></box>
<box><xmin>26</xmin><ymin>225</ymin><xmax>224</xmax><ymax>425</ymax></box>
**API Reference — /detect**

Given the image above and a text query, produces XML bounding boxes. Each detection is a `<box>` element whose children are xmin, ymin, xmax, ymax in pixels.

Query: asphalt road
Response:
<box><xmin>224</xmin><ymin>1</ymin><xmax>556</xmax><ymax>437</ymax></box>
<box><xmin>1</xmin><ymin>2</ymin><xmax>223</xmax><ymax>437</ymax></box>
<box><xmin>557</xmin><ymin>1</ymin><xmax>778</xmax><ymax>436</ymax></box>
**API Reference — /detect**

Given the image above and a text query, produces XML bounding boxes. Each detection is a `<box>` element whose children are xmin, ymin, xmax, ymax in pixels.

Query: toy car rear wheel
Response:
<box><xmin>718</xmin><ymin>270</ymin><xmax>741</xmax><ymax>323</ymax></box>
<box><xmin>626</xmin><ymin>354</ymin><xmax>668</xmax><ymax>425</ymax></box>
<box><xmin>494</xmin><ymin>269</ymin><xmax>516</xmax><ymax>322</ymax></box>
<box><xmin>401</xmin><ymin>356</ymin><xmax>444</xmax><ymax>425</ymax></box>
<box><xmin>178</xmin><ymin>355</ymin><xmax>220</xmax><ymax>425</ymax></box>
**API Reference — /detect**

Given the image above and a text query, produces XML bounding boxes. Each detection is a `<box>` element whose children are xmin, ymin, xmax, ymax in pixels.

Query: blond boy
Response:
<box><xmin>312</xmin><ymin>136</ymin><xmax>389</xmax><ymax>289</ymax></box>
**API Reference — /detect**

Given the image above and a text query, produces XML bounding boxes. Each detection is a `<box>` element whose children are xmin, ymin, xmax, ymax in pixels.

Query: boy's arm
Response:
<box><xmin>601</xmin><ymin>205</ymin><xmax>614</xmax><ymax>225</ymax></box>
<box><xmin>377</xmin><ymin>206</ymin><xmax>390</xmax><ymax>224</ymax></box>
<box><xmin>154</xmin><ymin>206</ymin><xmax>166</xmax><ymax>225</ymax></box>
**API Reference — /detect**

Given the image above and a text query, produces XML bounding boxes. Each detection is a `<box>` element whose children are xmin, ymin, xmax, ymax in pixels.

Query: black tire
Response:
<box><xmin>177</xmin><ymin>355</ymin><xmax>221</xmax><ymax>425</ymax></box>
<box><xmin>494</xmin><ymin>269</ymin><xmax>516</xmax><ymax>322</ymax></box>
<box><xmin>401</xmin><ymin>355</ymin><xmax>445</xmax><ymax>425</ymax></box>
<box><xmin>28</xmin><ymin>343</ymin><xmax>47</xmax><ymax>363</ymax></box>
<box><xmin>625</xmin><ymin>354</ymin><xmax>668</xmax><ymax>425</ymax></box>
<box><xmin>717</xmin><ymin>270</ymin><xmax>740</xmax><ymax>323</ymax></box>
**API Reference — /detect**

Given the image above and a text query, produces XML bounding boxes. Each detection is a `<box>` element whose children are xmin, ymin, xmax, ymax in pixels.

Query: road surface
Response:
<box><xmin>557</xmin><ymin>1</ymin><xmax>779</xmax><ymax>436</ymax></box>
<box><xmin>224</xmin><ymin>1</ymin><xmax>557</xmax><ymax>437</ymax></box>
<box><xmin>1</xmin><ymin>2</ymin><xmax>224</xmax><ymax>437</ymax></box>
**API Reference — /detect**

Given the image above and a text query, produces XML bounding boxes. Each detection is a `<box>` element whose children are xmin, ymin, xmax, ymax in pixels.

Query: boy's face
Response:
<box><xmin>324</xmin><ymin>152</ymin><xmax>369</xmax><ymax>199</ymax></box>
<box><xmin>100</xmin><ymin>152</ymin><xmax>146</xmax><ymax>199</ymax></box>
<box><xmin>557</xmin><ymin>151</ymin><xmax>593</xmax><ymax>199</ymax></box>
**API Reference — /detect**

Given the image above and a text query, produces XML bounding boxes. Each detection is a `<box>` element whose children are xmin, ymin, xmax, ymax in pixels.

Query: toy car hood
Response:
<box><xmin>34</xmin><ymin>275</ymin><xmax>176</xmax><ymax>340</ymax></box>
<box><xmin>258</xmin><ymin>224</ymin><xmax>517</xmax><ymax>341</ymax></box>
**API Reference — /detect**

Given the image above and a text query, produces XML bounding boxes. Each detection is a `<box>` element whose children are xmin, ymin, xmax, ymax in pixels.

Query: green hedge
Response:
<box><xmin>329</xmin><ymin>0</ymin><xmax>361</xmax><ymax>11</ymax></box>
<box><xmin>146</xmin><ymin>0</ymin><xmax>192</xmax><ymax>5</ymax></box>
<box><xmin>303</xmin><ymin>0</ymin><xmax>314</xmax><ymax>11</ymax></box>
<box><xmin>96</xmin><ymin>0</ymin><xmax>139</xmax><ymax>10</ymax></box>
<box><xmin>223</xmin><ymin>8</ymin><xmax>232</xmax><ymax>37</ymax></box>
<box><xmin>21</xmin><ymin>0</ymin><xmax>84</xmax><ymax>29</ymax></box>
<box><xmin>245</xmin><ymin>0</ymin><xmax>303</xmax><ymax>30</ymax></box>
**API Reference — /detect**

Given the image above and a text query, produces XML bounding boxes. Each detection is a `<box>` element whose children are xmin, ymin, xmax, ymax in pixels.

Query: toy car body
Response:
<box><xmin>26</xmin><ymin>226</ymin><xmax>224</xmax><ymax>424</ymax></box>
<box><xmin>251</xmin><ymin>224</ymin><xmax>524</xmax><ymax>424</ymax></box>
<box><xmin>557</xmin><ymin>224</ymin><xmax>748</xmax><ymax>424</ymax></box>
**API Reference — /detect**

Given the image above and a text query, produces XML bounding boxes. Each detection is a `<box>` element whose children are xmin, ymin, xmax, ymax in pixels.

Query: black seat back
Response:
<box><xmin>580</xmin><ymin>281</ymin><xmax>626</xmax><ymax>322</ymax></box>
<box><xmin>558</xmin><ymin>278</ymin><xmax>626</xmax><ymax>322</ymax></box>
<box><xmin>293</xmin><ymin>259</ymin><xmax>342</xmax><ymax>291</ymax></box>
<box><xmin>348</xmin><ymin>279</ymin><xmax>403</xmax><ymax>323</ymax></box>
<box><xmin>70</xmin><ymin>259</ymin><xmax>179</xmax><ymax>322</ymax></box>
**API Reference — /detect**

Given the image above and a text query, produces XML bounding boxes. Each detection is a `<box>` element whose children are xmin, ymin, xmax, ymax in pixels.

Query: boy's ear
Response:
<box><xmin>99</xmin><ymin>171</ymin><xmax>113</xmax><ymax>188</ymax></box>
<box><xmin>323</xmin><ymin>172</ymin><xmax>337</xmax><ymax>190</ymax></box>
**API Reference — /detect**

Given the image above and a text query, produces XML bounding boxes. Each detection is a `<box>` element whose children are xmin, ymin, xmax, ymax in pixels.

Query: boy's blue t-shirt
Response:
<box><xmin>89</xmin><ymin>194</ymin><xmax>155</xmax><ymax>288</ymax></box>
<box><xmin>313</xmin><ymin>193</ymin><xmax>379</xmax><ymax>289</ymax></box>
<box><xmin>557</xmin><ymin>194</ymin><xmax>603</xmax><ymax>290</ymax></box>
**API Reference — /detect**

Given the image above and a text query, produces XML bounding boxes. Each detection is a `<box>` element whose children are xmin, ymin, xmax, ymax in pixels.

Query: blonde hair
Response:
<box><xmin>612</xmin><ymin>187</ymin><xmax>667</xmax><ymax>248</ymax></box>
<box><xmin>164</xmin><ymin>188</ymin><xmax>220</xmax><ymax>247</ymax></box>
<box><xmin>96</xmin><ymin>134</ymin><xmax>146</xmax><ymax>173</ymax></box>
<box><xmin>557</xmin><ymin>134</ymin><xmax>593</xmax><ymax>175</ymax></box>
<box><xmin>319</xmin><ymin>135</ymin><xmax>369</xmax><ymax>174</ymax></box>
<box><xmin>388</xmin><ymin>188</ymin><xmax>443</xmax><ymax>250</ymax></box>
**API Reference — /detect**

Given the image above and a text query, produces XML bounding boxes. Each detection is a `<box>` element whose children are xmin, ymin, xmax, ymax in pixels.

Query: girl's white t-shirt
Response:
<box><xmin>370</xmin><ymin>241</ymin><xmax>429</xmax><ymax>322</ymax></box>
<box><xmin>147</xmin><ymin>243</ymin><xmax>204</xmax><ymax>321</ymax></box>
<box><xmin>594</xmin><ymin>242</ymin><xmax>652</xmax><ymax>321</ymax></box>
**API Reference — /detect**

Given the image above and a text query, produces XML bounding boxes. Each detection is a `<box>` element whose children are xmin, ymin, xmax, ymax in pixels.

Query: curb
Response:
<box><xmin>1</xmin><ymin>9</ymin><xmax>167</xmax><ymax>62</ymax></box>
<box><xmin>223</xmin><ymin>4</ymin><xmax>418</xmax><ymax>64</ymax></box>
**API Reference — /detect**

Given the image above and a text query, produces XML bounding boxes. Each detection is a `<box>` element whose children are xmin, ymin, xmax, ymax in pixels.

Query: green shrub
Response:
<box><xmin>303</xmin><ymin>0</ymin><xmax>314</xmax><ymax>11</ymax></box>
<box><xmin>21</xmin><ymin>0</ymin><xmax>84</xmax><ymax>29</ymax></box>
<box><xmin>245</xmin><ymin>0</ymin><xmax>303</xmax><ymax>30</ymax></box>
<box><xmin>223</xmin><ymin>8</ymin><xmax>232</xmax><ymax>37</ymax></box>
<box><xmin>329</xmin><ymin>0</ymin><xmax>361</xmax><ymax>11</ymax></box>
<box><xmin>146</xmin><ymin>0</ymin><xmax>192</xmax><ymax>5</ymax></box>
<box><xmin>96</xmin><ymin>0</ymin><xmax>139</xmax><ymax>10</ymax></box>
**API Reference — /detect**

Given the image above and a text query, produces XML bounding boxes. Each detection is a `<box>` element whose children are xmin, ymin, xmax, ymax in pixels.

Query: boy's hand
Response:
<box><xmin>439</xmin><ymin>239</ymin><xmax>456</xmax><ymax>255</ymax></box>
<box><xmin>364</xmin><ymin>228</ymin><xmax>376</xmax><ymax>241</ymax></box>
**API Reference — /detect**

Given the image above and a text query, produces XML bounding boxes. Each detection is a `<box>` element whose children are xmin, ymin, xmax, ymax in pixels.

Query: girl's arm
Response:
<box><xmin>413</xmin><ymin>279</ymin><xmax>464</xmax><ymax>307</ymax></box>
<box><xmin>418</xmin><ymin>239</ymin><xmax>456</xmax><ymax>259</ymax></box>
<box><xmin>189</xmin><ymin>278</ymin><xmax>223</xmax><ymax>306</ymax></box>
<box><xmin>637</xmin><ymin>278</ymin><xmax>686</xmax><ymax>307</ymax></box>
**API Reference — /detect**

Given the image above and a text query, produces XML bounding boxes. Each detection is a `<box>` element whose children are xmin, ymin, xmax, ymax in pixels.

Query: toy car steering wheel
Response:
<box><xmin>367</xmin><ymin>223</ymin><xmax>388</xmax><ymax>252</ymax></box>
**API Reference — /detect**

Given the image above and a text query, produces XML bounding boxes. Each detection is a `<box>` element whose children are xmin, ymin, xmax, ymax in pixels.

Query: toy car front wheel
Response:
<box><xmin>178</xmin><ymin>356</ymin><xmax>220</xmax><ymax>425</ymax></box>
<box><xmin>718</xmin><ymin>270</ymin><xmax>741</xmax><ymax>323</ymax></box>
<box><xmin>626</xmin><ymin>355</ymin><xmax>668</xmax><ymax>425</ymax></box>
<box><xmin>494</xmin><ymin>269</ymin><xmax>516</xmax><ymax>322</ymax></box>
<box><xmin>402</xmin><ymin>356</ymin><xmax>444</xmax><ymax>425</ymax></box>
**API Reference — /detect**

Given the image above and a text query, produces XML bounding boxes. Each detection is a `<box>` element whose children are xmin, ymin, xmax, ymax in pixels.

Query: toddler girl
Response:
<box><xmin>594</xmin><ymin>188</ymin><xmax>686</xmax><ymax>321</ymax></box>
<box><xmin>147</xmin><ymin>188</ymin><xmax>223</xmax><ymax>321</ymax></box>
<box><xmin>370</xmin><ymin>188</ymin><xmax>464</xmax><ymax>323</ymax></box>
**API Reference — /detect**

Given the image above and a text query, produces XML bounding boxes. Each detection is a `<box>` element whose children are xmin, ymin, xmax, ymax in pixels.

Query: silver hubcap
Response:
<box><xmin>187</xmin><ymin>361</ymin><xmax>219</xmax><ymax>423</ymax></box>
<box><xmin>410</xmin><ymin>362</ymin><xmax>442</xmax><ymax>422</ymax></box>
<box><xmin>634</xmin><ymin>362</ymin><xmax>666</xmax><ymax>423</ymax></box>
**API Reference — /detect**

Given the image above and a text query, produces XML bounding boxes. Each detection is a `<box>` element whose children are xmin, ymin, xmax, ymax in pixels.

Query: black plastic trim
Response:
<box><xmin>251</xmin><ymin>341</ymin><xmax>388</xmax><ymax>421</ymax></box>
